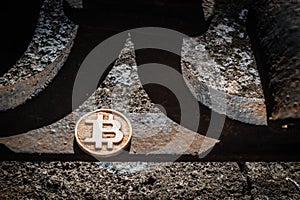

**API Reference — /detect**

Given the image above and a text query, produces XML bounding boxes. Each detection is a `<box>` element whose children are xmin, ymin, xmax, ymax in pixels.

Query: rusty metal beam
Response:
<box><xmin>248</xmin><ymin>0</ymin><xmax>300</xmax><ymax>120</ymax></box>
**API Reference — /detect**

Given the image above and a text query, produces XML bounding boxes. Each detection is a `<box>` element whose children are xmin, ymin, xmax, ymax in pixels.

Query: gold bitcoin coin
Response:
<box><xmin>75</xmin><ymin>109</ymin><xmax>132</xmax><ymax>158</ymax></box>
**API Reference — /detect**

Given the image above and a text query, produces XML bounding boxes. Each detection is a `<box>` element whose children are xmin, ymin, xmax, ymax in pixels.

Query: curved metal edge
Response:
<box><xmin>0</xmin><ymin>0</ymin><xmax>78</xmax><ymax>111</ymax></box>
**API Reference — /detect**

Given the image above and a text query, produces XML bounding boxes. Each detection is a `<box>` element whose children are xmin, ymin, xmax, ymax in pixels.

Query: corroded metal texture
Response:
<box><xmin>0</xmin><ymin>114</ymin><xmax>76</xmax><ymax>153</ymax></box>
<box><xmin>182</xmin><ymin>1</ymin><xmax>267</xmax><ymax>125</ymax></box>
<box><xmin>249</xmin><ymin>0</ymin><xmax>300</xmax><ymax>120</ymax></box>
<box><xmin>0</xmin><ymin>0</ymin><xmax>78</xmax><ymax>111</ymax></box>
<box><xmin>0</xmin><ymin>37</ymin><xmax>218</xmax><ymax>155</ymax></box>
<box><xmin>128</xmin><ymin>113</ymin><xmax>218</xmax><ymax>155</ymax></box>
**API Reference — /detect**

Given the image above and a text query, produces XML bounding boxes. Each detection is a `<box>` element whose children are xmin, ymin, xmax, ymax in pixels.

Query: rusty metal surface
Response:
<box><xmin>0</xmin><ymin>0</ymin><xmax>299</xmax><ymax>161</ymax></box>
<box><xmin>182</xmin><ymin>1</ymin><xmax>267</xmax><ymax>125</ymax></box>
<box><xmin>128</xmin><ymin>113</ymin><xmax>218</xmax><ymax>155</ymax></box>
<box><xmin>248</xmin><ymin>0</ymin><xmax>300</xmax><ymax>120</ymax></box>
<box><xmin>0</xmin><ymin>37</ymin><xmax>218</xmax><ymax>156</ymax></box>
<box><xmin>0</xmin><ymin>0</ymin><xmax>78</xmax><ymax>111</ymax></box>
<box><xmin>0</xmin><ymin>114</ymin><xmax>76</xmax><ymax>154</ymax></box>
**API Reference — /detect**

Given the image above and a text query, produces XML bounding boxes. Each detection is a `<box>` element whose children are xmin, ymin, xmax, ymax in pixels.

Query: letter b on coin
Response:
<box><xmin>75</xmin><ymin>109</ymin><xmax>132</xmax><ymax>158</ymax></box>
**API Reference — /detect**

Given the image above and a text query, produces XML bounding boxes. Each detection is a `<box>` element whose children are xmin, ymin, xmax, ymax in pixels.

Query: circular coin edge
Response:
<box><xmin>74</xmin><ymin>109</ymin><xmax>133</xmax><ymax>158</ymax></box>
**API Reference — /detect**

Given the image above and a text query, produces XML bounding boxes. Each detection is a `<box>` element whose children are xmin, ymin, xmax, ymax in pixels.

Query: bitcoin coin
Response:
<box><xmin>75</xmin><ymin>109</ymin><xmax>132</xmax><ymax>158</ymax></box>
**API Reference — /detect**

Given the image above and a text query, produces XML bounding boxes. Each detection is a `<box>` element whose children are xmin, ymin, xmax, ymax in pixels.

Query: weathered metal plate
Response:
<box><xmin>0</xmin><ymin>0</ymin><xmax>78</xmax><ymax>111</ymax></box>
<box><xmin>248</xmin><ymin>0</ymin><xmax>300</xmax><ymax>120</ymax></box>
<box><xmin>181</xmin><ymin>1</ymin><xmax>267</xmax><ymax>125</ymax></box>
<box><xmin>0</xmin><ymin>37</ymin><xmax>219</xmax><ymax>156</ymax></box>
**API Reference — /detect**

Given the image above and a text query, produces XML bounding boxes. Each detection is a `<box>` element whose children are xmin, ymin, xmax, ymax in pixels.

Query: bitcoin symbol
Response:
<box><xmin>75</xmin><ymin>109</ymin><xmax>132</xmax><ymax>157</ymax></box>
<box><xmin>84</xmin><ymin>114</ymin><xmax>124</xmax><ymax>150</ymax></box>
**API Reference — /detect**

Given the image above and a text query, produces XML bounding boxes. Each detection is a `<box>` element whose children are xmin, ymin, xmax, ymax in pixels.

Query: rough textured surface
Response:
<box><xmin>246</xmin><ymin>162</ymin><xmax>300</xmax><ymax>199</ymax></box>
<box><xmin>0</xmin><ymin>162</ymin><xmax>248</xmax><ymax>199</ymax></box>
<box><xmin>1</xmin><ymin>161</ymin><xmax>299</xmax><ymax>199</ymax></box>
<box><xmin>182</xmin><ymin>0</ymin><xmax>267</xmax><ymax>125</ymax></box>
<box><xmin>0</xmin><ymin>0</ymin><xmax>78</xmax><ymax>111</ymax></box>
<box><xmin>0</xmin><ymin>114</ymin><xmax>77</xmax><ymax>154</ymax></box>
<box><xmin>202</xmin><ymin>0</ymin><xmax>215</xmax><ymax>21</ymax></box>
<box><xmin>128</xmin><ymin>113</ymin><xmax>218</xmax><ymax>155</ymax></box>
<box><xmin>0</xmin><ymin>1</ymin><xmax>299</xmax><ymax>199</ymax></box>
<box><xmin>65</xmin><ymin>0</ymin><xmax>83</xmax><ymax>8</ymax></box>
<box><xmin>249</xmin><ymin>0</ymin><xmax>300</xmax><ymax>120</ymax></box>
<box><xmin>0</xmin><ymin>37</ymin><xmax>218</xmax><ymax>155</ymax></box>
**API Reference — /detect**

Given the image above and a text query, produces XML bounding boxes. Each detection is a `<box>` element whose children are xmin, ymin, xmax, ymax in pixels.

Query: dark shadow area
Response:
<box><xmin>246</xmin><ymin>3</ymin><xmax>300</xmax><ymax>132</ymax></box>
<box><xmin>246</xmin><ymin>1</ymin><xmax>300</xmax><ymax>127</ymax></box>
<box><xmin>246</xmin><ymin>5</ymin><xmax>273</xmax><ymax>118</ymax></box>
<box><xmin>143</xmin><ymin>83</ymin><xmax>182</xmax><ymax>123</ymax></box>
<box><xmin>0</xmin><ymin>1</ymin><xmax>209</xmax><ymax>136</ymax></box>
<box><xmin>0</xmin><ymin>27</ymin><xmax>117</xmax><ymax>136</ymax></box>
<box><xmin>0</xmin><ymin>0</ymin><xmax>42</xmax><ymax>76</ymax></box>
<box><xmin>135</xmin><ymin>48</ymin><xmax>211</xmax><ymax>135</ymax></box>
<box><xmin>64</xmin><ymin>0</ymin><xmax>209</xmax><ymax>37</ymax></box>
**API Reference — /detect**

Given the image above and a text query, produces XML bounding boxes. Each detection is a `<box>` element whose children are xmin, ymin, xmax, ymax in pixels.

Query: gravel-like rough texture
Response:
<box><xmin>182</xmin><ymin>0</ymin><xmax>267</xmax><ymax>125</ymax></box>
<box><xmin>246</xmin><ymin>162</ymin><xmax>300</xmax><ymax>199</ymax></box>
<box><xmin>0</xmin><ymin>37</ymin><xmax>218</xmax><ymax>155</ymax></box>
<box><xmin>0</xmin><ymin>161</ymin><xmax>249</xmax><ymax>199</ymax></box>
<box><xmin>0</xmin><ymin>0</ymin><xmax>78</xmax><ymax>111</ymax></box>
<box><xmin>1</xmin><ymin>161</ymin><xmax>299</xmax><ymax>199</ymax></box>
<box><xmin>249</xmin><ymin>0</ymin><xmax>300</xmax><ymax>120</ymax></box>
